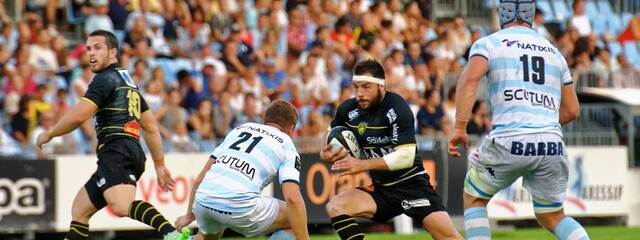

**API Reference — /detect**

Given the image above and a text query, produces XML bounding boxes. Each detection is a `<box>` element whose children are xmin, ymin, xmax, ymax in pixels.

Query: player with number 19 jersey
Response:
<box><xmin>469</xmin><ymin>26</ymin><xmax>573</xmax><ymax>138</ymax></box>
<box><xmin>196</xmin><ymin>122</ymin><xmax>302</xmax><ymax>213</ymax></box>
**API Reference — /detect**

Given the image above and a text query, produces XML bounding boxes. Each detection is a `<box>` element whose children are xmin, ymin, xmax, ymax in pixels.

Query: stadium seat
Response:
<box><xmin>585</xmin><ymin>1</ymin><xmax>600</xmax><ymax>20</ymax></box>
<box><xmin>608</xmin><ymin>15</ymin><xmax>625</xmax><ymax>36</ymax></box>
<box><xmin>536</xmin><ymin>0</ymin><xmax>557</xmax><ymax>23</ymax></box>
<box><xmin>591</xmin><ymin>14</ymin><xmax>608</xmax><ymax>35</ymax></box>
<box><xmin>552</xmin><ymin>0</ymin><xmax>572</xmax><ymax>22</ymax></box>
<box><xmin>622</xmin><ymin>12</ymin><xmax>634</xmax><ymax>28</ymax></box>
<box><xmin>596</xmin><ymin>0</ymin><xmax>614</xmax><ymax>15</ymax></box>
<box><xmin>623</xmin><ymin>42</ymin><xmax>639</xmax><ymax>64</ymax></box>
<box><xmin>608</xmin><ymin>41</ymin><xmax>623</xmax><ymax>58</ymax></box>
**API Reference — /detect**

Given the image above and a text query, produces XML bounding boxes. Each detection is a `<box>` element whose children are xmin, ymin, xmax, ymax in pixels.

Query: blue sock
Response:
<box><xmin>464</xmin><ymin>207</ymin><xmax>491</xmax><ymax>239</ymax></box>
<box><xmin>554</xmin><ymin>217</ymin><xmax>589</xmax><ymax>240</ymax></box>
<box><xmin>269</xmin><ymin>230</ymin><xmax>295</xmax><ymax>240</ymax></box>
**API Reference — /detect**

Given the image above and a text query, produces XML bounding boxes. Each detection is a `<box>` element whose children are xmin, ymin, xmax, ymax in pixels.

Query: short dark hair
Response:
<box><xmin>424</xmin><ymin>89</ymin><xmax>437</xmax><ymax>100</ymax></box>
<box><xmin>176</xmin><ymin>69</ymin><xmax>191</xmax><ymax>81</ymax></box>
<box><xmin>89</xmin><ymin>30</ymin><xmax>119</xmax><ymax>50</ymax></box>
<box><xmin>353</xmin><ymin>59</ymin><xmax>385</xmax><ymax>79</ymax></box>
<box><xmin>264</xmin><ymin>99</ymin><xmax>299</xmax><ymax>129</ymax></box>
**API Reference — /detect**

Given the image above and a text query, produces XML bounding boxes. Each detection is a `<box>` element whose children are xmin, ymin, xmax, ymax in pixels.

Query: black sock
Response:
<box><xmin>331</xmin><ymin>215</ymin><xmax>365</xmax><ymax>240</ymax></box>
<box><xmin>64</xmin><ymin>221</ymin><xmax>89</xmax><ymax>240</ymax></box>
<box><xmin>128</xmin><ymin>200</ymin><xmax>176</xmax><ymax>235</ymax></box>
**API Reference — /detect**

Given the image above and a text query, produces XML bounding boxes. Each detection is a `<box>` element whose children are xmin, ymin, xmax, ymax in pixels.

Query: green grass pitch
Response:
<box><xmin>220</xmin><ymin>226</ymin><xmax>640</xmax><ymax>239</ymax></box>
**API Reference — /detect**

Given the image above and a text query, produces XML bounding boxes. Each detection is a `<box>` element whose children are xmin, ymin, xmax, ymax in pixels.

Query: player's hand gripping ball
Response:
<box><xmin>326</xmin><ymin>126</ymin><xmax>361</xmax><ymax>159</ymax></box>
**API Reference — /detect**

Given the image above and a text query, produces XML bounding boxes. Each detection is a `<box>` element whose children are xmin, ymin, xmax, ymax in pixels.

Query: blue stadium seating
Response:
<box><xmin>585</xmin><ymin>1</ymin><xmax>600</xmax><ymax>19</ymax></box>
<box><xmin>592</xmin><ymin>14</ymin><xmax>608</xmax><ymax>35</ymax></box>
<box><xmin>623</xmin><ymin>42</ymin><xmax>640</xmax><ymax>66</ymax></box>
<box><xmin>537</xmin><ymin>0</ymin><xmax>557</xmax><ymax>23</ymax></box>
<box><xmin>622</xmin><ymin>12</ymin><xmax>634</xmax><ymax>29</ymax></box>
<box><xmin>596</xmin><ymin>0</ymin><xmax>614</xmax><ymax>15</ymax></box>
<box><xmin>552</xmin><ymin>0</ymin><xmax>572</xmax><ymax>22</ymax></box>
<box><xmin>608</xmin><ymin>15</ymin><xmax>625</xmax><ymax>36</ymax></box>
<box><xmin>608</xmin><ymin>41</ymin><xmax>623</xmax><ymax>58</ymax></box>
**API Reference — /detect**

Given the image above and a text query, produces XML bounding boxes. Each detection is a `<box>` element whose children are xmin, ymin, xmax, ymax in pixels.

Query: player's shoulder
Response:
<box><xmin>242</xmin><ymin>122</ymin><xmax>295</xmax><ymax>148</ymax></box>
<box><xmin>338</xmin><ymin>98</ymin><xmax>358</xmax><ymax>109</ymax></box>
<box><xmin>382</xmin><ymin>92</ymin><xmax>409</xmax><ymax>108</ymax></box>
<box><xmin>92</xmin><ymin>65</ymin><xmax>121</xmax><ymax>83</ymax></box>
<box><xmin>336</xmin><ymin>98</ymin><xmax>359</xmax><ymax>115</ymax></box>
<box><xmin>381</xmin><ymin>92</ymin><xmax>412</xmax><ymax>119</ymax></box>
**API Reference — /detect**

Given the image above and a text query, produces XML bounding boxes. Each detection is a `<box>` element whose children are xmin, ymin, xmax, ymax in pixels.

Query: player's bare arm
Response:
<box><xmin>176</xmin><ymin>157</ymin><xmax>215</xmax><ymax>230</ymax></box>
<box><xmin>140</xmin><ymin>109</ymin><xmax>175</xmax><ymax>192</ymax></box>
<box><xmin>448</xmin><ymin>56</ymin><xmax>489</xmax><ymax>157</ymax></box>
<box><xmin>282</xmin><ymin>181</ymin><xmax>309</xmax><ymax>240</ymax></box>
<box><xmin>36</xmin><ymin>99</ymin><xmax>97</xmax><ymax>149</ymax></box>
<box><xmin>559</xmin><ymin>82</ymin><xmax>580</xmax><ymax>124</ymax></box>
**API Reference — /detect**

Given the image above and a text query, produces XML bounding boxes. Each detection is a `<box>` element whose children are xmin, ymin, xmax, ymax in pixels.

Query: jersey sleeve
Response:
<box><xmin>210</xmin><ymin>144</ymin><xmax>223</xmax><ymax>159</ymax></box>
<box><xmin>83</xmin><ymin>75</ymin><xmax>113</xmax><ymax>108</ymax></box>
<box><xmin>278</xmin><ymin>142</ymin><xmax>301</xmax><ymax>184</ymax></box>
<box><xmin>387</xmin><ymin>99</ymin><xmax>417</xmax><ymax>146</ymax></box>
<box><xmin>560</xmin><ymin>55</ymin><xmax>573</xmax><ymax>85</ymax></box>
<box><xmin>468</xmin><ymin>37</ymin><xmax>491</xmax><ymax>61</ymax></box>
<box><xmin>330</xmin><ymin>102</ymin><xmax>349</xmax><ymax>128</ymax></box>
<box><xmin>210</xmin><ymin>132</ymin><xmax>230</xmax><ymax>158</ymax></box>
<box><xmin>140</xmin><ymin>93</ymin><xmax>150</xmax><ymax>113</ymax></box>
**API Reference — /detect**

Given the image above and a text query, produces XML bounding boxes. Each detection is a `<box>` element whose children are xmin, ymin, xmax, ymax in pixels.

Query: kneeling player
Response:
<box><xmin>175</xmin><ymin>100</ymin><xmax>308</xmax><ymax>240</ymax></box>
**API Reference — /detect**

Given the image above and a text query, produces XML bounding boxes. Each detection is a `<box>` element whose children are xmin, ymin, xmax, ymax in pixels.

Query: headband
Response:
<box><xmin>352</xmin><ymin>75</ymin><xmax>385</xmax><ymax>85</ymax></box>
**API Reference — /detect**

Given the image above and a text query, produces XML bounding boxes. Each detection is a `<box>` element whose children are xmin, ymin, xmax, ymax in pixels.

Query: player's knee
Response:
<box><xmin>463</xmin><ymin>192</ymin><xmax>489</xmax><ymax>208</ymax></box>
<box><xmin>110</xmin><ymin>201</ymin><xmax>132</xmax><ymax>217</ymax></box>
<box><xmin>71</xmin><ymin>207</ymin><xmax>94</xmax><ymax>222</ymax></box>
<box><xmin>325</xmin><ymin>197</ymin><xmax>349</xmax><ymax>217</ymax></box>
<box><xmin>535</xmin><ymin>210</ymin><xmax>565</xmax><ymax>231</ymax></box>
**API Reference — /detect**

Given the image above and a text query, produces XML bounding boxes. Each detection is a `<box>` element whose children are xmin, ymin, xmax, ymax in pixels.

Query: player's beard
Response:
<box><xmin>90</xmin><ymin>52</ymin><xmax>112</xmax><ymax>73</ymax></box>
<box><xmin>359</xmin><ymin>87</ymin><xmax>383</xmax><ymax>110</ymax></box>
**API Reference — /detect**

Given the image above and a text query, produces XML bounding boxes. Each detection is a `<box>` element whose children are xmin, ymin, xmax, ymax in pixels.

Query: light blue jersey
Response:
<box><xmin>196</xmin><ymin>123</ymin><xmax>301</xmax><ymax>213</ymax></box>
<box><xmin>469</xmin><ymin>26</ymin><xmax>572</xmax><ymax>137</ymax></box>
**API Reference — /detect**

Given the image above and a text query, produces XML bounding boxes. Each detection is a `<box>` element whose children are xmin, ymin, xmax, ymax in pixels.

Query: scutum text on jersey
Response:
<box><xmin>215</xmin><ymin>155</ymin><xmax>256</xmax><ymax>180</ymax></box>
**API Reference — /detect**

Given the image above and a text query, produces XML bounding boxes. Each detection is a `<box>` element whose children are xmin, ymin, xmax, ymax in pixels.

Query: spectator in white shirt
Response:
<box><xmin>569</xmin><ymin>0</ymin><xmax>592</xmax><ymax>36</ymax></box>
<box><xmin>84</xmin><ymin>0</ymin><xmax>114</xmax><ymax>35</ymax></box>
<box><xmin>28</xmin><ymin>30</ymin><xmax>58</xmax><ymax>81</ymax></box>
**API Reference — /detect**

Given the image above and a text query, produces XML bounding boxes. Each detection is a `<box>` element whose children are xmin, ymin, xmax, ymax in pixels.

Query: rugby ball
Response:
<box><xmin>326</xmin><ymin>126</ymin><xmax>361</xmax><ymax>158</ymax></box>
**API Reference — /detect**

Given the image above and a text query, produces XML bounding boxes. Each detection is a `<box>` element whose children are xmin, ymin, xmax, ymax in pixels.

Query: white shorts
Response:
<box><xmin>465</xmin><ymin>133</ymin><xmax>569</xmax><ymax>213</ymax></box>
<box><xmin>192</xmin><ymin>197</ymin><xmax>281</xmax><ymax>237</ymax></box>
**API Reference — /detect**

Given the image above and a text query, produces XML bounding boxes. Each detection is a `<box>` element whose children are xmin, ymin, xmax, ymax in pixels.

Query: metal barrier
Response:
<box><xmin>574</xmin><ymin>70</ymin><xmax>640</xmax><ymax>89</ymax></box>
<box><xmin>614</xmin><ymin>0</ymin><xmax>640</xmax><ymax>14</ymax></box>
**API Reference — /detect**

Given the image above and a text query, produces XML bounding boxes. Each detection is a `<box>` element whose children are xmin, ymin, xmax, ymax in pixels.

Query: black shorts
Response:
<box><xmin>84</xmin><ymin>138</ymin><xmax>146</xmax><ymax>209</ymax></box>
<box><xmin>357</xmin><ymin>174</ymin><xmax>447</xmax><ymax>223</ymax></box>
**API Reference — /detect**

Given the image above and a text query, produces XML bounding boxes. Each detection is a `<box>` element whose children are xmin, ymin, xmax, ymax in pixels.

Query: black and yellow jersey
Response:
<box><xmin>331</xmin><ymin>92</ymin><xmax>425</xmax><ymax>186</ymax></box>
<box><xmin>82</xmin><ymin>64</ymin><xmax>149</xmax><ymax>147</ymax></box>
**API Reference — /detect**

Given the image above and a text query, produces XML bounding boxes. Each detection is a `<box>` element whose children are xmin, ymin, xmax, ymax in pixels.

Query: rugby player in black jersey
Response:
<box><xmin>320</xmin><ymin>59</ymin><xmax>462</xmax><ymax>240</ymax></box>
<box><xmin>36</xmin><ymin>30</ymin><xmax>189</xmax><ymax>240</ymax></box>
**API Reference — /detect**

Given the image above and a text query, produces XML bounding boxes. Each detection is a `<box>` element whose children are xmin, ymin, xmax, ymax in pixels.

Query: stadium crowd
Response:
<box><xmin>0</xmin><ymin>0</ymin><xmax>638</xmax><ymax>157</ymax></box>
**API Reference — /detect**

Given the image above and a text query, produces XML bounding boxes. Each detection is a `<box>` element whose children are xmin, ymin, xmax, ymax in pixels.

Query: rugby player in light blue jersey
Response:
<box><xmin>175</xmin><ymin>100</ymin><xmax>308</xmax><ymax>240</ymax></box>
<box><xmin>448</xmin><ymin>1</ymin><xmax>589</xmax><ymax>239</ymax></box>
